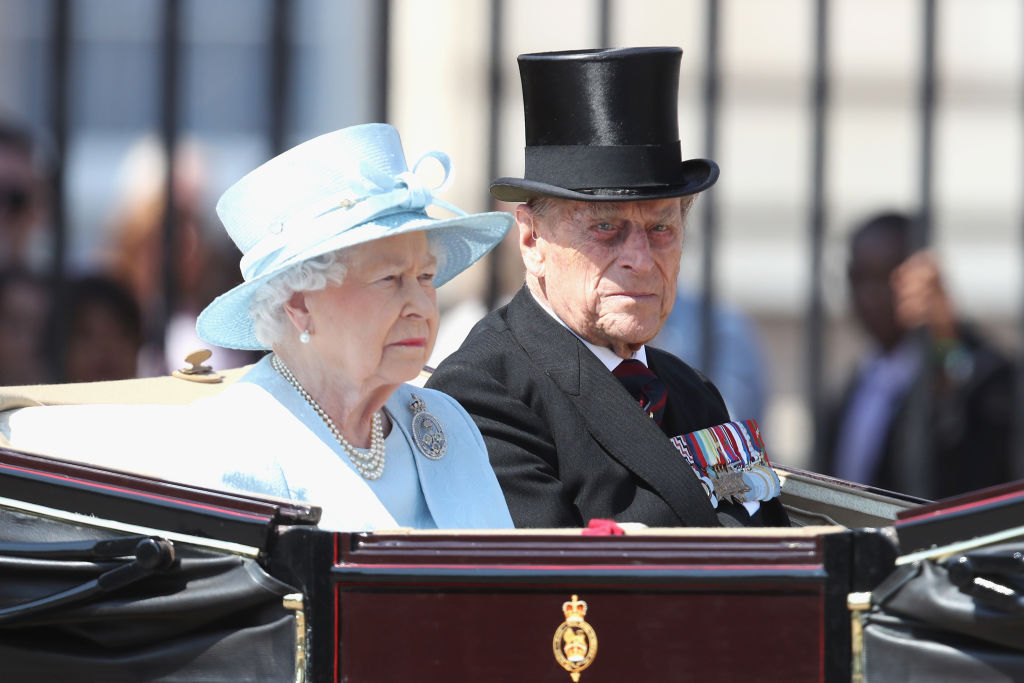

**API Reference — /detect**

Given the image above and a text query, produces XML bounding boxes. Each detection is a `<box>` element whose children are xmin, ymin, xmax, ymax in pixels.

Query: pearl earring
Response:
<box><xmin>300</xmin><ymin>329</ymin><xmax>311</xmax><ymax>344</ymax></box>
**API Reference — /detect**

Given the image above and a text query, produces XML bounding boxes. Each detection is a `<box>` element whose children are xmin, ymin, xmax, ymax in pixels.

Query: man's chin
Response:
<box><xmin>597</xmin><ymin>311</ymin><xmax>661</xmax><ymax>341</ymax></box>
<box><xmin>598</xmin><ymin>325</ymin><xmax>660</xmax><ymax>349</ymax></box>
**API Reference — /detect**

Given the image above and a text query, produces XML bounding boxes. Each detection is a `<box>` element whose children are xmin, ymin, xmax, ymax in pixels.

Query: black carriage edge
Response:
<box><xmin>0</xmin><ymin>366</ymin><xmax>1021</xmax><ymax>682</ymax></box>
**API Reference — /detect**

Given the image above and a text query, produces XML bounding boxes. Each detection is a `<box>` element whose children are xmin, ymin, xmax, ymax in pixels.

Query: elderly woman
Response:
<box><xmin>0</xmin><ymin>123</ymin><xmax>513</xmax><ymax>531</ymax></box>
<box><xmin>169</xmin><ymin>123</ymin><xmax>515</xmax><ymax>530</ymax></box>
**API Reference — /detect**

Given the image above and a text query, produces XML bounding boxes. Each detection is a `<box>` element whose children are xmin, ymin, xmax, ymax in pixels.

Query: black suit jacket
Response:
<box><xmin>427</xmin><ymin>287</ymin><xmax>788</xmax><ymax>528</ymax></box>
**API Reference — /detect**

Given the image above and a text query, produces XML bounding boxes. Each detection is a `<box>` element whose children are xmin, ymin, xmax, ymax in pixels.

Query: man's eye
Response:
<box><xmin>595</xmin><ymin>222</ymin><xmax>614</xmax><ymax>231</ymax></box>
<box><xmin>651</xmin><ymin>224</ymin><xmax>669</xmax><ymax>232</ymax></box>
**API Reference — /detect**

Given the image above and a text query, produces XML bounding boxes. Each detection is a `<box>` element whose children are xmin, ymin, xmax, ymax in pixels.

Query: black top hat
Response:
<box><xmin>491</xmin><ymin>47</ymin><xmax>719</xmax><ymax>203</ymax></box>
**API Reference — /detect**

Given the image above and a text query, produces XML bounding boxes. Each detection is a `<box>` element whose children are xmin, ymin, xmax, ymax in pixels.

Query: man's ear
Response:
<box><xmin>517</xmin><ymin>204</ymin><xmax>545</xmax><ymax>280</ymax></box>
<box><xmin>282</xmin><ymin>290</ymin><xmax>312</xmax><ymax>335</ymax></box>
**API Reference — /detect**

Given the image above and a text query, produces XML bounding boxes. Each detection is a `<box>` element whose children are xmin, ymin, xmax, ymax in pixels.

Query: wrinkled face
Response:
<box><xmin>521</xmin><ymin>197</ymin><xmax>690</xmax><ymax>355</ymax></box>
<box><xmin>303</xmin><ymin>231</ymin><xmax>439</xmax><ymax>387</ymax></box>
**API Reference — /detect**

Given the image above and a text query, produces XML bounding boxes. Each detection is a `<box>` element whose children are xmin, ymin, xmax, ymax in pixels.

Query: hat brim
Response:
<box><xmin>196</xmin><ymin>210</ymin><xmax>513</xmax><ymax>351</ymax></box>
<box><xmin>490</xmin><ymin>158</ymin><xmax>719</xmax><ymax>203</ymax></box>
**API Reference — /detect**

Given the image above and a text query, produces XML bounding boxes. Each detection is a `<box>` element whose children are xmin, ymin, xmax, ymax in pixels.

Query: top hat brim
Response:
<box><xmin>489</xmin><ymin>158</ymin><xmax>719</xmax><ymax>203</ymax></box>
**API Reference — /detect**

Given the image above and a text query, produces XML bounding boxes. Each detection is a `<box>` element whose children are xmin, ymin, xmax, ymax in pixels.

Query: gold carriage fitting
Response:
<box><xmin>552</xmin><ymin>594</ymin><xmax>598</xmax><ymax>682</ymax></box>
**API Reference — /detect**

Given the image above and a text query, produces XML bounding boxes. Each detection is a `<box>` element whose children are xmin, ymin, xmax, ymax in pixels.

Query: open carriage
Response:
<box><xmin>0</xmin><ymin>368</ymin><xmax>1021</xmax><ymax>682</ymax></box>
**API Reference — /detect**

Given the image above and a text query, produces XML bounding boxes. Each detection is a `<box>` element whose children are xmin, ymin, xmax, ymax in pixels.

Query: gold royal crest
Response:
<box><xmin>552</xmin><ymin>594</ymin><xmax>598</xmax><ymax>682</ymax></box>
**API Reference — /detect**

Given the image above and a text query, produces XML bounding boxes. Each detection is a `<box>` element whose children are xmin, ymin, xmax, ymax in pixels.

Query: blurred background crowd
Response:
<box><xmin>2</xmin><ymin>0</ymin><xmax>1023</xmax><ymax>499</ymax></box>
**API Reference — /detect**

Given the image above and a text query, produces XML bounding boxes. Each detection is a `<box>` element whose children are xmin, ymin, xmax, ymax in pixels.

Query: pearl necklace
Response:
<box><xmin>271</xmin><ymin>354</ymin><xmax>386</xmax><ymax>480</ymax></box>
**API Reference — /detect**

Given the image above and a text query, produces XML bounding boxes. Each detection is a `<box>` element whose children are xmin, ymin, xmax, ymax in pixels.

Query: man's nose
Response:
<box><xmin>617</xmin><ymin>228</ymin><xmax>655</xmax><ymax>272</ymax></box>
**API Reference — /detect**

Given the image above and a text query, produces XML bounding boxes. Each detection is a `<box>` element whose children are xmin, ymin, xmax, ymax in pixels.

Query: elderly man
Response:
<box><xmin>427</xmin><ymin>47</ymin><xmax>788</xmax><ymax>528</ymax></box>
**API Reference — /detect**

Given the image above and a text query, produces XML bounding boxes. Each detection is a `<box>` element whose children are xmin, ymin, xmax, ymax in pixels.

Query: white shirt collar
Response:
<box><xmin>527</xmin><ymin>288</ymin><xmax>649</xmax><ymax>372</ymax></box>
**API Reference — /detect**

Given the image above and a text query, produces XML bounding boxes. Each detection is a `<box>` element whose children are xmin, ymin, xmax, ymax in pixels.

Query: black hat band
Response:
<box><xmin>525</xmin><ymin>141</ymin><xmax>683</xmax><ymax>191</ymax></box>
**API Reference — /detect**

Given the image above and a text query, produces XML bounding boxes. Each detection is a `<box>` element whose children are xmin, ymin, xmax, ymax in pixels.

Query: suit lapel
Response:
<box><xmin>506</xmin><ymin>287</ymin><xmax>583</xmax><ymax>395</ymax></box>
<box><xmin>507</xmin><ymin>288</ymin><xmax>719</xmax><ymax>527</ymax></box>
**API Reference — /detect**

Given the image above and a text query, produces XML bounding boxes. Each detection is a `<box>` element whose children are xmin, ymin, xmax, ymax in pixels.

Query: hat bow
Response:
<box><xmin>239</xmin><ymin>150</ymin><xmax>466</xmax><ymax>282</ymax></box>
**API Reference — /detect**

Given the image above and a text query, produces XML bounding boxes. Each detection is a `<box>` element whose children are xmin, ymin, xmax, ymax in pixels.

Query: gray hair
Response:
<box><xmin>526</xmin><ymin>194</ymin><xmax>697</xmax><ymax>225</ymax></box>
<box><xmin>249</xmin><ymin>249</ymin><xmax>349</xmax><ymax>347</ymax></box>
<box><xmin>525</xmin><ymin>196</ymin><xmax>561</xmax><ymax>220</ymax></box>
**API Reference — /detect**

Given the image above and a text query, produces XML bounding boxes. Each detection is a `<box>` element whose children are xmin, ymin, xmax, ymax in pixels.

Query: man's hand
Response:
<box><xmin>890</xmin><ymin>250</ymin><xmax>958</xmax><ymax>340</ymax></box>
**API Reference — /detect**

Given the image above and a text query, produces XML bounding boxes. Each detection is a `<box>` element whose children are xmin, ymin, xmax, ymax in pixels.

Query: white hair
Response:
<box><xmin>249</xmin><ymin>249</ymin><xmax>349</xmax><ymax>347</ymax></box>
<box><xmin>247</xmin><ymin>234</ymin><xmax>445</xmax><ymax>348</ymax></box>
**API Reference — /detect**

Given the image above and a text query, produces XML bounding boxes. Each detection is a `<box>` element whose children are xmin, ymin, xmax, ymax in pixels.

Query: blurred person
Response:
<box><xmin>104</xmin><ymin>136</ymin><xmax>255</xmax><ymax>376</ymax></box>
<box><xmin>0</xmin><ymin>268</ymin><xmax>48</xmax><ymax>385</ymax></box>
<box><xmin>428</xmin><ymin>47</ymin><xmax>787</xmax><ymax>529</ymax></box>
<box><xmin>44</xmin><ymin>275</ymin><xmax>143</xmax><ymax>383</ymax></box>
<box><xmin>0</xmin><ymin>117</ymin><xmax>48</xmax><ymax>272</ymax></box>
<box><xmin>653</xmin><ymin>287</ymin><xmax>769</xmax><ymax>423</ymax></box>
<box><xmin>824</xmin><ymin>212</ymin><xmax>1016</xmax><ymax>499</ymax></box>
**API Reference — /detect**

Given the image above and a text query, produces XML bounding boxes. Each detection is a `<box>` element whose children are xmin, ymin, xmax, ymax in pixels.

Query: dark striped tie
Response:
<box><xmin>613</xmin><ymin>359</ymin><xmax>667</xmax><ymax>427</ymax></box>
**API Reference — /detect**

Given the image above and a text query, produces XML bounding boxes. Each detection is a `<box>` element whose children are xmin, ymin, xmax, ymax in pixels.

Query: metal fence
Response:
<box><xmin>35</xmin><ymin>0</ymin><xmax>390</xmax><ymax>368</ymax></box>
<box><xmin>14</xmin><ymin>0</ymin><xmax>1024</xmax><ymax>480</ymax></box>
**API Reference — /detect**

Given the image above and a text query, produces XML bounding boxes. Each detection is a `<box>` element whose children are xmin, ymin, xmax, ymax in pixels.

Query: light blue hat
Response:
<box><xmin>197</xmin><ymin>123</ymin><xmax>514</xmax><ymax>350</ymax></box>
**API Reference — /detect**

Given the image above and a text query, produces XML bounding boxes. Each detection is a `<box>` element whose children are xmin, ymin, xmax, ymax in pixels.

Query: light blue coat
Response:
<box><xmin>213</xmin><ymin>356</ymin><xmax>514</xmax><ymax>530</ymax></box>
<box><xmin>0</xmin><ymin>355</ymin><xmax>512</xmax><ymax>531</ymax></box>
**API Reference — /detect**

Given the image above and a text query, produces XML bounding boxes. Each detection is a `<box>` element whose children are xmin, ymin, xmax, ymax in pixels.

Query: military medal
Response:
<box><xmin>710</xmin><ymin>464</ymin><xmax>751</xmax><ymax>503</ymax></box>
<box><xmin>730</xmin><ymin>421</ymin><xmax>781</xmax><ymax>499</ymax></box>
<box><xmin>409</xmin><ymin>393</ymin><xmax>447</xmax><ymax>460</ymax></box>
<box><xmin>740</xmin><ymin>463</ymin><xmax>770</xmax><ymax>502</ymax></box>
<box><xmin>670</xmin><ymin>419</ymin><xmax>780</xmax><ymax>506</ymax></box>
<box><xmin>704</xmin><ymin>428</ymin><xmax>751</xmax><ymax>504</ymax></box>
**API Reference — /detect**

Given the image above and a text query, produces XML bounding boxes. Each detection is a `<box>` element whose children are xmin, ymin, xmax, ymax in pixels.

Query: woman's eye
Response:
<box><xmin>419</xmin><ymin>272</ymin><xmax>436</xmax><ymax>283</ymax></box>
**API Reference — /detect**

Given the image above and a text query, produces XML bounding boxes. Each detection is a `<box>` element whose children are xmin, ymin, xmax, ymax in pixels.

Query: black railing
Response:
<box><xmin>45</xmin><ymin>0</ymin><xmax>71</xmax><ymax>380</ymax></box>
<box><xmin>268</xmin><ymin>0</ymin><xmax>293</xmax><ymax>157</ymax></box>
<box><xmin>807</xmin><ymin>0</ymin><xmax>829</xmax><ymax>468</ymax></box>
<box><xmin>699</xmin><ymin>0</ymin><xmax>721</xmax><ymax>378</ymax></box>
<box><xmin>158</xmin><ymin>0</ymin><xmax>181</xmax><ymax>359</ymax></box>
<box><xmin>484</xmin><ymin>0</ymin><xmax>504</xmax><ymax>312</ymax></box>
<box><xmin>899</xmin><ymin>0</ymin><xmax>938</xmax><ymax>496</ymax></box>
<box><xmin>20</xmin><ymin>0</ymin><xmax>1021</xmax><ymax>478</ymax></box>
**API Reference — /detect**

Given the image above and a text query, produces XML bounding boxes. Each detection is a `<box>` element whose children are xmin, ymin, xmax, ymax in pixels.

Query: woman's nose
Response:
<box><xmin>403</xmin><ymin>278</ymin><xmax>436</xmax><ymax>318</ymax></box>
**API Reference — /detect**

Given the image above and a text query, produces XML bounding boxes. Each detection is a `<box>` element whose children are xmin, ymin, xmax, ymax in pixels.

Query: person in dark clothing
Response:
<box><xmin>0</xmin><ymin>118</ymin><xmax>48</xmax><ymax>273</ymax></box>
<box><xmin>45</xmin><ymin>275</ymin><xmax>144</xmax><ymax>383</ymax></box>
<box><xmin>0</xmin><ymin>268</ymin><xmax>48</xmax><ymax>385</ymax></box>
<box><xmin>427</xmin><ymin>47</ymin><xmax>788</xmax><ymax>528</ymax></box>
<box><xmin>824</xmin><ymin>212</ymin><xmax>1017</xmax><ymax>499</ymax></box>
